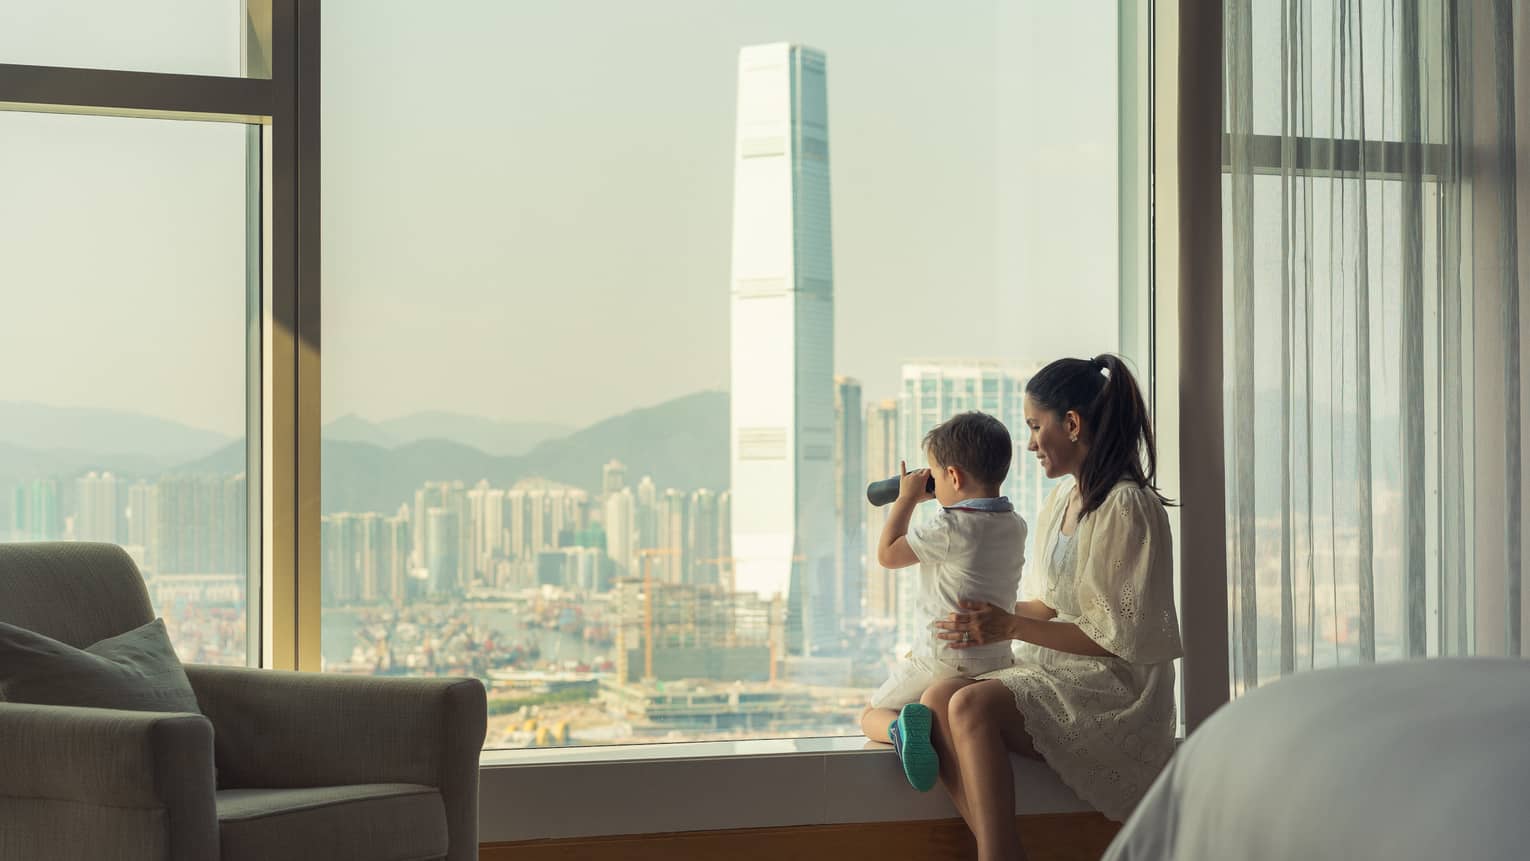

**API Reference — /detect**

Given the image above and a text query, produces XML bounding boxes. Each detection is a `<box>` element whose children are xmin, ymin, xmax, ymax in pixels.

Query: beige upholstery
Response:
<box><xmin>0</xmin><ymin>542</ymin><xmax>486</xmax><ymax>861</ymax></box>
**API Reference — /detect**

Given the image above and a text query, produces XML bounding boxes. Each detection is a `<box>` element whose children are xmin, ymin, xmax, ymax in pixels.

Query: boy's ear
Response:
<box><xmin>947</xmin><ymin>465</ymin><xmax>963</xmax><ymax>490</ymax></box>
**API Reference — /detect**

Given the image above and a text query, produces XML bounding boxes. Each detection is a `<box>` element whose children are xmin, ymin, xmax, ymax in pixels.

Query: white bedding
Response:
<box><xmin>1103</xmin><ymin>658</ymin><xmax>1530</xmax><ymax>861</ymax></box>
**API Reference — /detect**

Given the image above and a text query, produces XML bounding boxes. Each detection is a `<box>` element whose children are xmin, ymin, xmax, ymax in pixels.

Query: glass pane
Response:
<box><xmin>323</xmin><ymin>0</ymin><xmax>1135</xmax><ymax>749</ymax></box>
<box><xmin>0</xmin><ymin>1</ymin><xmax>265</xmax><ymax>79</ymax></box>
<box><xmin>0</xmin><ymin>111</ymin><xmax>253</xmax><ymax>664</ymax></box>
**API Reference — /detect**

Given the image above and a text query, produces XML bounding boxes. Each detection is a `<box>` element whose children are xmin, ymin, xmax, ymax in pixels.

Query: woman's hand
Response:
<box><xmin>934</xmin><ymin>600</ymin><xmax>1019</xmax><ymax>649</ymax></box>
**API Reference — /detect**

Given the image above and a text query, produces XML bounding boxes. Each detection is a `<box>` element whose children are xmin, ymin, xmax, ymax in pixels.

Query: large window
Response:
<box><xmin>321</xmin><ymin>0</ymin><xmax>1150</xmax><ymax>750</ymax></box>
<box><xmin>1219</xmin><ymin>0</ymin><xmax>1528</xmax><ymax>694</ymax></box>
<box><xmin>0</xmin><ymin>111</ymin><xmax>256</xmax><ymax>664</ymax></box>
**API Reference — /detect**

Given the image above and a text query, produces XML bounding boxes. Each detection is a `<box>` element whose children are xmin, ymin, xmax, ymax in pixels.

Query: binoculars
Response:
<box><xmin>866</xmin><ymin>474</ymin><xmax>935</xmax><ymax>507</ymax></box>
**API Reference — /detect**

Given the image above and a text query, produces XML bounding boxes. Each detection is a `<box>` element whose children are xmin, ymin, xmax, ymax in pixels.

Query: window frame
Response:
<box><xmin>0</xmin><ymin>0</ymin><xmax>320</xmax><ymax>671</ymax></box>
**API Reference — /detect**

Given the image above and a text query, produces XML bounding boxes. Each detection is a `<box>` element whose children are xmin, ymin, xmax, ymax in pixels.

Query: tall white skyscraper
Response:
<box><xmin>729</xmin><ymin>43</ymin><xmax>837</xmax><ymax>655</ymax></box>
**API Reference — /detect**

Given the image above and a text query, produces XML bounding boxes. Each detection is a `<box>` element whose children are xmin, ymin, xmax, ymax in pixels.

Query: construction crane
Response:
<box><xmin>634</xmin><ymin>547</ymin><xmax>680</xmax><ymax>681</ymax></box>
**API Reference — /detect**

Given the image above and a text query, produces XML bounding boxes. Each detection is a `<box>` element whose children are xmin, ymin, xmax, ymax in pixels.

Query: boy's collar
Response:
<box><xmin>943</xmin><ymin>496</ymin><xmax>1013</xmax><ymax>513</ymax></box>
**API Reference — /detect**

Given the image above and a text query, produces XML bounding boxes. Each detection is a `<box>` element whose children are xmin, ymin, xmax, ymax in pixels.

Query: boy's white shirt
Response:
<box><xmin>903</xmin><ymin>501</ymin><xmax>1028</xmax><ymax>666</ymax></box>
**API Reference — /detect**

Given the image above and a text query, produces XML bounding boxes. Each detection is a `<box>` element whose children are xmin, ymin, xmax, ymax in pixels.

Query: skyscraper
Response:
<box><xmin>657</xmin><ymin>488</ymin><xmax>688</xmax><ymax>584</ymax></box>
<box><xmin>126</xmin><ymin>481</ymin><xmax>159</xmax><ymax>568</ymax></box>
<box><xmin>602</xmin><ymin>459</ymin><xmax>627</xmax><ymax>497</ymax></box>
<box><xmin>11</xmin><ymin>478</ymin><xmax>61</xmax><ymax>542</ymax></box>
<box><xmin>424</xmin><ymin>507</ymin><xmax>460</xmax><ymax>596</ymax></box>
<box><xmin>467</xmin><ymin>481</ymin><xmax>506</xmax><ymax>580</ymax></box>
<box><xmin>833</xmin><ymin>376</ymin><xmax>864</xmax><ymax>626</ymax></box>
<box><xmin>154</xmin><ymin>474</ymin><xmax>245</xmax><ymax>575</ymax></box>
<box><xmin>75</xmin><ymin>471</ymin><xmax>120</xmax><ymax>543</ymax></box>
<box><xmin>385</xmin><ymin>504</ymin><xmax>412</xmax><ymax>604</ymax></box>
<box><xmin>603</xmin><ymin>487</ymin><xmax>634</xmax><ymax>580</ymax></box>
<box><xmin>413</xmin><ymin>480</ymin><xmax>468</xmax><ymax>590</ymax></box>
<box><xmin>715</xmin><ymin>490</ymin><xmax>733</xmax><ymax>590</ymax></box>
<box><xmin>635</xmin><ymin>476</ymin><xmax>658</xmax><ymax>553</ymax></box>
<box><xmin>687</xmin><ymin>489</ymin><xmax>720</xmax><ymax>586</ymax></box>
<box><xmin>729</xmin><ymin>43</ymin><xmax>836</xmax><ymax>656</ymax></box>
<box><xmin>863</xmin><ymin>399</ymin><xmax>900</xmax><ymax>622</ymax></box>
<box><xmin>897</xmin><ymin>361</ymin><xmax>1051</xmax><ymax>528</ymax></box>
<box><xmin>322</xmin><ymin>513</ymin><xmax>359</xmax><ymax>604</ymax></box>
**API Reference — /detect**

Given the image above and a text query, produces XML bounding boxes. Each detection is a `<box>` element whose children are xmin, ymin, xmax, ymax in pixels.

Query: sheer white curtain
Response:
<box><xmin>1222</xmin><ymin>0</ymin><xmax>1527</xmax><ymax>693</ymax></box>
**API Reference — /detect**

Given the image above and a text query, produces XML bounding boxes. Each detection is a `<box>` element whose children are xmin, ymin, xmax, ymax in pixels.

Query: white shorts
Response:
<box><xmin>869</xmin><ymin>651</ymin><xmax>1016</xmax><ymax>710</ymax></box>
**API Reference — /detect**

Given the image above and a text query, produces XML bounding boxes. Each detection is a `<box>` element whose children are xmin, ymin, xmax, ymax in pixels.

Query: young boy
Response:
<box><xmin>861</xmin><ymin>411</ymin><xmax>1027</xmax><ymax>791</ymax></box>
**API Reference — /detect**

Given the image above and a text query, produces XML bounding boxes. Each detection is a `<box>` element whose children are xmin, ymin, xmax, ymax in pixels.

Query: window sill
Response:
<box><xmin>478</xmin><ymin>736</ymin><xmax>1092</xmax><ymax>842</ymax></box>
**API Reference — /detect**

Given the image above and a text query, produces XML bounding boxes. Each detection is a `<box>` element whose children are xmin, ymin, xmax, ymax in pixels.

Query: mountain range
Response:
<box><xmin>321</xmin><ymin>411</ymin><xmax>569</xmax><ymax>457</ymax></box>
<box><xmin>0</xmin><ymin>401</ymin><xmax>232</xmax><ymax>472</ymax></box>
<box><xmin>112</xmin><ymin>391</ymin><xmax>730</xmax><ymax>514</ymax></box>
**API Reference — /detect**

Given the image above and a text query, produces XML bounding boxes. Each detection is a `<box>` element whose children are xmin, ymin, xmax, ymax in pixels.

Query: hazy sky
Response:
<box><xmin>1</xmin><ymin>1</ymin><xmax>1122</xmax><ymax>435</ymax></box>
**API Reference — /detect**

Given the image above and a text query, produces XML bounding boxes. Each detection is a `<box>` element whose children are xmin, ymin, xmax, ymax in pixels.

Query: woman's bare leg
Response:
<box><xmin>919</xmin><ymin>678</ymin><xmax>980</xmax><ymax>822</ymax></box>
<box><xmin>859</xmin><ymin>706</ymin><xmax>900</xmax><ymax>743</ymax></box>
<box><xmin>948</xmin><ymin>680</ymin><xmax>1038</xmax><ymax>861</ymax></box>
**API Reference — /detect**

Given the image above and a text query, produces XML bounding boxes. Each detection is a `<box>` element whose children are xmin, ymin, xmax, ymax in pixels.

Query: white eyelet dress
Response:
<box><xmin>977</xmin><ymin>476</ymin><xmax>1183</xmax><ymax>822</ymax></box>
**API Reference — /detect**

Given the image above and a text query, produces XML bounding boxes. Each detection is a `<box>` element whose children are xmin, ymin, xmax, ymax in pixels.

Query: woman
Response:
<box><xmin>926</xmin><ymin>355</ymin><xmax>1182</xmax><ymax>860</ymax></box>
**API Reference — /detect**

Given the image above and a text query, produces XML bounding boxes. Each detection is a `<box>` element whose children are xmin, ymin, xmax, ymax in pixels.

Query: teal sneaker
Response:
<box><xmin>888</xmin><ymin>702</ymin><xmax>938</xmax><ymax>792</ymax></box>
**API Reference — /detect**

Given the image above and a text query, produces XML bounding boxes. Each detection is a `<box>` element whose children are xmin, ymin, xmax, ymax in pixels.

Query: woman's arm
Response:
<box><xmin>1014</xmin><ymin>599</ymin><xmax>1058</xmax><ymax>621</ymax></box>
<box><xmin>1011</xmin><ymin>616</ymin><xmax>1115</xmax><ymax>657</ymax></box>
<box><xmin>935</xmin><ymin>601</ymin><xmax>1116</xmax><ymax>658</ymax></box>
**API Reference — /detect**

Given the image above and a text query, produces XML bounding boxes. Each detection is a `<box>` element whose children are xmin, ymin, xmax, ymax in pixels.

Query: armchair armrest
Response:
<box><xmin>185</xmin><ymin>665</ymin><xmax>486</xmax><ymax>858</ymax></box>
<box><xmin>0</xmin><ymin>702</ymin><xmax>217</xmax><ymax>861</ymax></box>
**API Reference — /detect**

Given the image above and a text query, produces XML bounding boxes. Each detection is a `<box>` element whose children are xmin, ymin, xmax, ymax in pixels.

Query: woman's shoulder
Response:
<box><xmin>1100</xmin><ymin>480</ymin><xmax>1171</xmax><ymax>527</ymax></box>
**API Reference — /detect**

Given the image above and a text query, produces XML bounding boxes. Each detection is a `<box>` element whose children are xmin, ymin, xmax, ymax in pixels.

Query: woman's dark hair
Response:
<box><xmin>1025</xmin><ymin>354</ymin><xmax>1172</xmax><ymax>518</ymax></box>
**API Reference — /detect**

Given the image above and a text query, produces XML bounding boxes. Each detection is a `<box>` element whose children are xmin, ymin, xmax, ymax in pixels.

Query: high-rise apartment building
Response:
<box><xmin>897</xmin><ymin>361</ymin><xmax>1051</xmax><ymax>528</ymax></box>
<box><xmin>413</xmin><ymin>481</ymin><xmax>468</xmax><ymax>590</ymax></box>
<box><xmin>833</xmin><ymin>376</ymin><xmax>864</xmax><ymax>626</ymax></box>
<box><xmin>154</xmin><ymin>474</ymin><xmax>245</xmax><ymax>575</ymax></box>
<box><xmin>729</xmin><ymin>43</ymin><xmax>837</xmax><ymax>656</ymax></box>
<box><xmin>657</xmin><ymin>488</ymin><xmax>688</xmax><ymax>584</ymax></box>
<box><xmin>863</xmin><ymin>399</ymin><xmax>900</xmax><ymax>622</ymax></box>
<box><xmin>635</xmin><ymin>476</ymin><xmax>658</xmax><ymax>553</ymax></box>
<box><xmin>716</xmin><ymin>490</ymin><xmax>733</xmax><ymax>590</ymax></box>
<box><xmin>602</xmin><ymin>459</ymin><xmax>627</xmax><ymax>497</ymax></box>
<box><xmin>687</xmin><ymin>489</ymin><xmax>720</xmax><ymax>586</ymax></box>
<box><xmin>385</xmin><ymin>504</ymin><xmax>412</xmax><ymax>604</ymax></box>
<box><xmin>11</xmin><ymin>478</ymin><xmax>61</xmax><ymax>542</ymax></box>
<box><xmin>424</xmin><ymin>506</ymin><xmax>460</xmax><ymax>596</ymax></box>
<box><xmin>603</xmin><ymin>487</ymin><xmax>634</xmax><ymax>579</ymax></box>
<box><xmin>75</xmin><ymin>470</ymin><xmax>120</xmax><ymax>543</ymax></box>
<box><xmin>126</xmin><ymin>481</ymin><xmax>159</xmax><ymax>568</ymax></box>
<box><xmin>467</xmin><ymin>481</ymin><xmax>507</xmax><ymax>581</ymax></box>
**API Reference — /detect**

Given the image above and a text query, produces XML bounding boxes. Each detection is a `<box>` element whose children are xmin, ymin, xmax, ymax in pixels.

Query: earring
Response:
<box><xmin>1069</xmin><ymin>434</ymin><xmax>1079</xmax><ymax>443</ymax></box>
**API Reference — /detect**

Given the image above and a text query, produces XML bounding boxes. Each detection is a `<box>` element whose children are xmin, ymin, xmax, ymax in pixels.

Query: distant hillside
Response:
<box><xmin>178</xmin><ymin>390</ymin><xmax>730</xmax><ymax>514</ymax></box>
<box><xmin>514</xmin><ymin>390</ymin><xmax>728</xmax><ymax>493</ymax></box>
<box><xmin>0</xmin><ymin>401</ymin><xmax>231</xmax><ymax>464</ymax></box>
<box><xmin>0</xmin><ymin>442</ymin><xmax>171</xmax><ymax>483</ymax></box>
<box><xmin>322</xmin><ymin>411</ymin><xmax>569</xmax><ymax>457</ymax></box>
<box><xmin>322</xmin><ymin>414</ymin><xmax>400</xmax><ymax>449</ymax></box>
